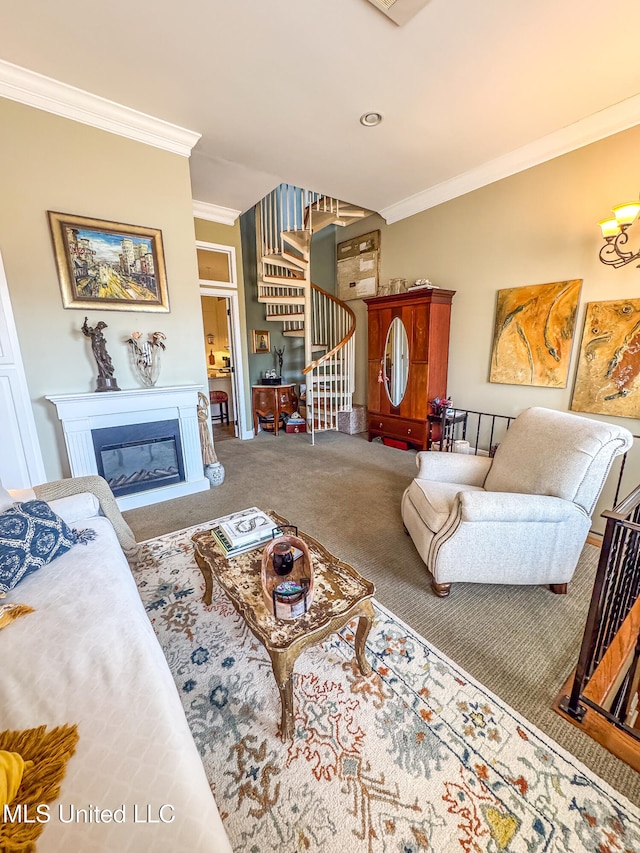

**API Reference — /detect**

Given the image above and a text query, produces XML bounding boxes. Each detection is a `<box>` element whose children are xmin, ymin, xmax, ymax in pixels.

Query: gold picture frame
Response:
<box><xmin>252</xmin><ymin>329</ymin><xmax>271</xmax><ymax>353</ymax></box>
<box><xmin>48</xmin><ymin>211</ymin><xmax>170</xmax><ymax>312</ymax></box>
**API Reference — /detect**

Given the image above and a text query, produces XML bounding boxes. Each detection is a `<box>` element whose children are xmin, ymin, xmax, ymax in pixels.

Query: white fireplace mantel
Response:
<box><xmin>47</xmin><ymin>385</ymin><xmax>210</xmax><ymax>510</ymax></box>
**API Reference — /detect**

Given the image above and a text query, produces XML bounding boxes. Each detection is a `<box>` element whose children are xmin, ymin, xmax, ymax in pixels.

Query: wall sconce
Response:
<box><xmin>206</xmin><ymin>333</ymin><xmax>215</xmax><ymax>345</ymax></box>
<box><xmin>598</xmin><ymin>199</ymin><xmax>640</xmax><ymax>268</ymax></box>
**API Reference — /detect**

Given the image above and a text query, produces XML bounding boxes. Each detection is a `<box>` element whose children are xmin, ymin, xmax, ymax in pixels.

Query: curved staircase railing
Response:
<box><xmin>303</xmin><ymin>283</ymin><xmax>355</xmax><ymax>444</ymax></box>
<box><xmin>256</xmin><ymin>184</ymin><xmax>364</xmax><ymax>441</ymax></box>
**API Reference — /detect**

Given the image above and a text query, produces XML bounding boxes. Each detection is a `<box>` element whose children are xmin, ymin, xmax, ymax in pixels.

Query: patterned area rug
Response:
<box><xmin>134</xmin><ymin>523</ymin><xmax>640</xmax><ymax>853</ymax></box>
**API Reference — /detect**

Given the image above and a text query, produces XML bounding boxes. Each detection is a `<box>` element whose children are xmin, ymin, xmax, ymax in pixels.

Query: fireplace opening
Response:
<box><xmin>91</xmin><ymin>419</ymin><xmax>185</xmax><ymax>497</ymax></box>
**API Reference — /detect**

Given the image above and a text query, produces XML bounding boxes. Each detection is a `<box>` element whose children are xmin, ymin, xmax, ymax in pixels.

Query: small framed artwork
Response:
<box><xmin>48</xmin><ymin>211</ymin><xmax>170</xmax><ymax>312</ymax></box>
<box><xmin>252</xmin><ymin>329</ymin><xmax>271</xmax><ymax>353</ymax></box>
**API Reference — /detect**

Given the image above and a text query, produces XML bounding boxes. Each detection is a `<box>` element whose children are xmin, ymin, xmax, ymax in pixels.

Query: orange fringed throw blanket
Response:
<box><xmin>0</xmin><ymin>724</ymin><xmax>79</xmax><ymax>853</ymax></box>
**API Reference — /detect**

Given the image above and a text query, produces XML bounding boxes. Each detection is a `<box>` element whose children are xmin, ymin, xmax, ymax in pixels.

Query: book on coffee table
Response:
<box><xmin>209</xmin><ymin>507</ymin><xmax>278</xmax><ymax>557</ymax></box>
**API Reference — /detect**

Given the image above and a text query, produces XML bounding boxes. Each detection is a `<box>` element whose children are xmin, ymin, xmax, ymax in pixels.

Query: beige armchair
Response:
<box><xmin>401</xmin><ymin>407</ymin><xmax>633</xmax><ymax>597</ymax></box>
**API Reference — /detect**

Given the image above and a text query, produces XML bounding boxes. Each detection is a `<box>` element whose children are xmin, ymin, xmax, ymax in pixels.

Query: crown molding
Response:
<box><xmin>192</xmin><ymin>200</ymin><xmax>241</xmax><ymax>226</ymax></box>
<box><xmin>381</xmin><ymin>93</ymin><xmax>640</xmax><ymax>224</ymax></box>
<box><xmin>0</xmin><ymin>60</ymin><xmax>201</xmax><ymax>156</ymax></box>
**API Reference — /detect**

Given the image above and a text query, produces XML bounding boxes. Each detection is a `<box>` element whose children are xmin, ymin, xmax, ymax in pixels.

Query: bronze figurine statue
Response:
<box><xmin>82</xmin><ymin>317</ymin><xmax>121</xmax><ymax>392</ymax></box>
<box><xmin>274</xmin><ymin>345</ymin><xmax>285</xmax><ymax>378</ymax></box>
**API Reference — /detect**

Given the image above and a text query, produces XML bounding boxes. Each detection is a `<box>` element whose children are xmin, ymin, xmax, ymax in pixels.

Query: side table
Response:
<box><xmin>252</xmin><ymin>384</ymin><xmax>297</xmax><ymax>436</ymax></box>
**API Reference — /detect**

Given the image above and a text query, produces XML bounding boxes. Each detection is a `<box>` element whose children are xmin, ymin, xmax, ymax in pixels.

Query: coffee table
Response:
<box><xmin>191</xmin><ymin>512</ymin><xmax>376</xmax><ymax>740</ymax></box>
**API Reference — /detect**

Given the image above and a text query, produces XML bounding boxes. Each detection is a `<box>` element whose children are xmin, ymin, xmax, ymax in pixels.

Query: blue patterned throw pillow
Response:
<box><xmin>0</xmin><ymin>501</ymin><xmax>79</xmax><ymax>594</ymax></box>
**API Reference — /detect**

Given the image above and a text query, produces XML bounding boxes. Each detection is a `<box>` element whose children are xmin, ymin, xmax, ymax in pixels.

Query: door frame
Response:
<box><xmin>197</xmin><ymin>241</ymin><xmax>251</xmax><ymax>440</ymax></box>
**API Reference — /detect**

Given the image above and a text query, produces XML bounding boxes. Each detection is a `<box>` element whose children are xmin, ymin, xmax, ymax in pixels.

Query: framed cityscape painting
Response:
<box><xmin>571</xmin><ymin>298</ymin><xmax>640</xmax><ymax>418</ymax></box>
<box><xmin>48</xmin><ymin>211</ymin><xmax>169</xmax><ymax>312</ymax></box>
<box><xmin>489</xmin><ymin>279</ymin><xmax>581</xmax><ymax>387</ymax></box>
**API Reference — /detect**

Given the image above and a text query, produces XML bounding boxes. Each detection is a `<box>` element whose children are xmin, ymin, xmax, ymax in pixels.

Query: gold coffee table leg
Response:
<box><xmin>355</xmin><ymin>599</ymin><xmax>375</xmax><ymax>676</ymax></box>
<box><xmin>194</xmin><ymin>550</ymin><xmax>214</xmax><ymax>606</ymax></box>
<box><xmin>269</xmin><ymin>650</ymin><xmax>296</xmax><ymax>740</ymax></box>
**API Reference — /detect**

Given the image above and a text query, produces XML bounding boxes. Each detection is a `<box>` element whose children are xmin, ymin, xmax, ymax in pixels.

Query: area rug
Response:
<box><xmin>133</xmin><ymin>523</ymin><xmax>640</xmax><ymax>853</ymax></box>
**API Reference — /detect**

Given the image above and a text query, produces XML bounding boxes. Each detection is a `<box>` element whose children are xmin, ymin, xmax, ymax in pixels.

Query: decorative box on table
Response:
<box><xmin>338</xmin><ymin>404</ymin><xmax>367</xmax><ymax>435</ymax></box>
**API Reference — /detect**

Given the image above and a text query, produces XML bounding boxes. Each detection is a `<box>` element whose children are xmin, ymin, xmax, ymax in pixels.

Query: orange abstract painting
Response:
<box><xmin>571</xmin><ymin>298</ymin><xmax>640</xmax><ymax>418</ymax></box>
<box><xmin>490</xmin><ymin>280</ymin><xmax>581</xmax><ymax>387</ymax></box>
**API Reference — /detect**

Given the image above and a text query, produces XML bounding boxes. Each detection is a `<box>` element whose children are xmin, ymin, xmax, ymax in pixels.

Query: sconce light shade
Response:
<box><xmin>599</xmin><ymin>218</ymin><xmax>621</xmax><ymax>239</ymax></box>
<box><xmin>611</xmin><ymin>202</ymin><xmax>640</xmax><ymax>228</ymax></box>
<box><xmin>598</xmin><ymin>193</ymin><xmax>640</xmax><ymax>268</ymax></box>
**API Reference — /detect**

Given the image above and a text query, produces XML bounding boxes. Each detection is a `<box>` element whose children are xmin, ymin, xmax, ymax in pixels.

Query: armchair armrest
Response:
<box><xmin>458</xmin><ymin>490</ymin><xmax>585</xmax><ymax>523</ymax></box>
<box><xmin>415</xmin><ymin>451</ymin><xmax>493</xmax><ymax>486</ymax></box>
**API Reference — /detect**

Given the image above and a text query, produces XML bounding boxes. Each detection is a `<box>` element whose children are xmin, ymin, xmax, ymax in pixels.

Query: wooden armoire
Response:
<box><xmin>364</xmin><ymin>288</ymin><xmax>455</xmax><ymax>450</ymax></box>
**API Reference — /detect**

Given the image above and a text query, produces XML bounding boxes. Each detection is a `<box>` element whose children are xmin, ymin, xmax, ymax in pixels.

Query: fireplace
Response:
<box><xmin>92</xmin><ymin>419</ymin><xmax>185</xmax><ymax>498</ymax></box>
<box><xmin>46</xmin><ymin>385</ymin><xmax>209</xmax><ymax>510</ymax></box>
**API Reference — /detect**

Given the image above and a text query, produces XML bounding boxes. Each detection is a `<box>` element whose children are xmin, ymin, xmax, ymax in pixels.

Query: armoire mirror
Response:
<box><xmin>383</xmin><ymin>317</ymin><xmax>409</xmax><ymax>406</ymax></box>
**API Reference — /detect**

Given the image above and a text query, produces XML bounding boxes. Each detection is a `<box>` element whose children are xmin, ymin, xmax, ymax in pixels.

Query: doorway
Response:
<box><xmin>201</xmin><ymin>293</ymin><xmax>237</xmax><ymax>442</ymax></box>
<box><xmin>196</xmin><ymin>239</ymin><xmax>250</xmax><ymax>442</ymax></box>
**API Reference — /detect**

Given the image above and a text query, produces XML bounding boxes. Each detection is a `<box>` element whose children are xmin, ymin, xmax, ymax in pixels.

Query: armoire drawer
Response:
<box><xmin>368</xmin><ymin>415</ymin><xmax>426</xmax><ymax>444</ymax></box>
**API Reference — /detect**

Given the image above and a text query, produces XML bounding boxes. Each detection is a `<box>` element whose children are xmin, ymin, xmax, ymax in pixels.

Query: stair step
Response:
<box><xmin>265</xmin><ymin>311</ymin><xmax>304</xmax><ymax>321</ymax></box>
<box><xmin>261</xmin><ymin>273</ymin><xmax>305</xmax><ymax>286</ymax></box>
<box><xmin>281</xmin><ymin>230</ymin><xmax>311</xmax><ymax>255</ymax></box>
<box><xmin>334</xmin><ymin>215</ymin><xmax>370</xmax><ymax>227</ymax></box>
<box><xmin>332</xmin><ymin>205</ymin><xmax>367</xmax><ymax>218</ymax></box>
<box><xmin>262</xmin><ymin>250</ymin><xmax>308</xmax><ymax>272</ymax></box>
<box><xmin>308</xmin><ymin>210</ymin><xmax>340</xmax><ymax>232</ymax></box>
<box><xmin>258</xmin><ymin>294</ymin><xmax>305</xmax><ymax>305</ymax></box>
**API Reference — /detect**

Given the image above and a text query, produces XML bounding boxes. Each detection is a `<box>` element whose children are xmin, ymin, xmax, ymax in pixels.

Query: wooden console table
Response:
<box><xmin>252</xmin><ymin>384</ymin><xmax>297</xmax><ymax>436</ymax></box>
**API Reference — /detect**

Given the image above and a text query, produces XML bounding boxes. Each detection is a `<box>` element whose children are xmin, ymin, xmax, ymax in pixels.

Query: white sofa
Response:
<box><xmin>0</xmin><ymin>477</ymin><xmax>232</xmax><ymax>852</ymax></box>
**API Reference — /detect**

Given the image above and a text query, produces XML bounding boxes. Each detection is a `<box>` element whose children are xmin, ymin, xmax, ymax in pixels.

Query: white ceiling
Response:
<box><xmin>2</xmin><ymin>0</ymin><xmax>640</xmax><ymax>221</ymax></box>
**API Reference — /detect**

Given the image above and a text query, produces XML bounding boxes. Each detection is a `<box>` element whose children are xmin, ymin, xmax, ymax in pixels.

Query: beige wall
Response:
<box><xmin>341</xmin><ymin>125</ymin><xmax>640</xmax><ymax>527</ymax></box>
<box><xmin>0</xmin><ymin>98</ymin><xmax>208</xmax><ymax>480</ymax></box>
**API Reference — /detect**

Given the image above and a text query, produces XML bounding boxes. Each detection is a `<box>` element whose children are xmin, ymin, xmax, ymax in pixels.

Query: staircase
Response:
<box><xmin>257</xmin><ymin>185</ymin><xmax>366</xmax><ymax>442</ymax></box>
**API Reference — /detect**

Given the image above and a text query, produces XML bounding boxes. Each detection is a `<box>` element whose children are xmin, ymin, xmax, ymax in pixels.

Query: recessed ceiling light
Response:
<box><xmin>360</xmin><ymin>112</ymin><xmax>383</xmax><ymax>127</ymax></box>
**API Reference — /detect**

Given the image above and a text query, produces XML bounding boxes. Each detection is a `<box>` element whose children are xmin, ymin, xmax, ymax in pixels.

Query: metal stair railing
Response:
<box><xmin>559</xmin><ymin>479</ymin><xmax>640</xmax><ymax>734</ymax></box>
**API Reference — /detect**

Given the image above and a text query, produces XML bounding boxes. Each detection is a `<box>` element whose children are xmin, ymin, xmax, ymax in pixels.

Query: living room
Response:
<box><xmin>2</xmin><ymin>2</ymin><xmax>640</xmax><ymax>850</ymax></box>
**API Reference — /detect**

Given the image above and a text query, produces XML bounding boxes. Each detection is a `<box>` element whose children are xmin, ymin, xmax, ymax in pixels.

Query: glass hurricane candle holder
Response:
<box><xmin>126</xmin><ymin>332</ymin><xmax>166</xmax><ymax>387</ymax></box>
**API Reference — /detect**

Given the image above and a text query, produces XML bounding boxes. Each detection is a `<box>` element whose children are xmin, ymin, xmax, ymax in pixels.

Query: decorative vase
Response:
<box><xmin>272</xmin><ymin>541</ymin><xmax>295</xmax><ymax>576</ymax></box>
<box><xmin>205</xmin><ymin>462</ymin><xmax>225</xmax><ymax>486</ymax></box>
<box><xmin>130</xmin><ymin>347</ymin><xmax>161</xmax><ymax>387</ymax></box>
<box><xmin>127</xmin><ymin>332</ymin><xmax>166</xmax><ymax>387</ymax></box>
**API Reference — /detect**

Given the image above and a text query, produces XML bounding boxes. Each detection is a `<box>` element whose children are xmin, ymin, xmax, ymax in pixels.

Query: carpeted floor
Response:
<box><xmin>124</xmin><ymin>430</ymin><xmax>640</xmax><ymax>806</ymax></box>
<box><xmin>133</xmin><ymin>524</ymin><xmax>640</xmax><ymax>852</ymax></box>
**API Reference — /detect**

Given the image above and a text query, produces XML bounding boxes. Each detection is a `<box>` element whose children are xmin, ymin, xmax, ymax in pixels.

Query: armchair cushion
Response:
<box><xmin>458</xmin><ymin>490</ymin><xmax>583</xmax><ymax>523</ymax></box>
